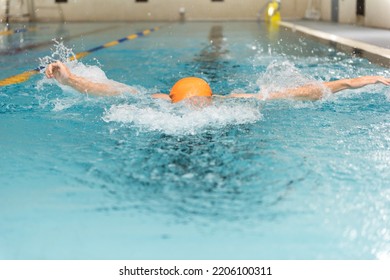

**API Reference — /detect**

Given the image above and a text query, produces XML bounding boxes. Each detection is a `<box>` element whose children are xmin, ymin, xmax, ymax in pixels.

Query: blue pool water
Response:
<box><xmin>0</xmin><ymin>22</ymin><xmax>389</xmax><ymax>259</ymax></box>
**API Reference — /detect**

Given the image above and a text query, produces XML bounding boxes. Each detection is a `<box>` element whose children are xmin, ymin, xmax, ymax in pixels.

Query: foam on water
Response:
<box><xmin>103</xmin><ymin>99</ymin><xmax>263</xmax><ymax>135</ymax></box>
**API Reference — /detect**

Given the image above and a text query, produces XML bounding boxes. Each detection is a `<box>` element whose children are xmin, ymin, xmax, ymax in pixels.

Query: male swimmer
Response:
<box><xmin>45</xmin><ymin>61</ymin><xmax>390</xmax><ymax>102</ymax></box>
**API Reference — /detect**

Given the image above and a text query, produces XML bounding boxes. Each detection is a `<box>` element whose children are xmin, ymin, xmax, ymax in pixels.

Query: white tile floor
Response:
<box><xmin>281</xmin><ymin>20</ymin><xmax>390</xmax><ymax>66</ymax></box>
<box><xmin>286</xmin><ymin>20</ymin><xmax>390</xmax><ymax>49</ymax></box>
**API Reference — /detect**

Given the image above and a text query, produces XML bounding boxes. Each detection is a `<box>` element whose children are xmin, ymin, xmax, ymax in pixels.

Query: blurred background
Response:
<box><xmin>0</xmin><ymin>0</ymin><xmax>389</xmax><ymax>29</ymax></box>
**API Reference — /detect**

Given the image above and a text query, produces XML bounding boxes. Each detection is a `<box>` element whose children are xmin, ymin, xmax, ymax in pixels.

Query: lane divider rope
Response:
<box><xmin>0</xmin><ymin>27</ymin><xmax>160</xmax><ymax>87</ymax></box>
<box><xmin>0</xmin><ymin>27</ymin><xmax>39</xmax><ymax>36</ymax></box>
<box><xmin>0</xmin><ymin>25</ymin><xmax>120</xmax><ymax>56</ymax></box>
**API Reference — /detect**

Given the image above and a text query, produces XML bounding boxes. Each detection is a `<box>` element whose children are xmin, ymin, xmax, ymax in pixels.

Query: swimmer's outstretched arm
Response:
<box><xmin>228</xmin><ymin>76</ymin><xmax>390</xmax><ymax>101</ymax></box>
<box><xmin>323</xmin><ymin>76</ymin><xmax>390</xmax><ymax>94</ymax></box>
<box><xmin>45</xmin><ymin>61</ymin><xmax>133</xmax><ymax>96</ymax></box>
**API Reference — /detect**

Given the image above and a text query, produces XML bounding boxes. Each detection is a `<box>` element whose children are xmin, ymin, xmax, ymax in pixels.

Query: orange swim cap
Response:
<box><xmin>169</xmin><ymin>77</ymin><xmax>212</xmax><ymax>103</ymax></box>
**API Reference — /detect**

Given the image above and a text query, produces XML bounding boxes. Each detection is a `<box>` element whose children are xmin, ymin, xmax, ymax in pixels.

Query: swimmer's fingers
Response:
<box><xmin>378</xmin><ymin>77</ymin><xmax>390</xmax><ymax>86</ymax></box>
<box><xmin>129</xmin><ymin>87</ymin><xmax>139</xmax><ymax>94</ymax></box>
<box><xmin>358</xmin><ymin>76</ymin><xmax>390</xmax><ymax>87</ymax></box>
<box><xmin>45</xmin><ymin>63</ymin><xmax>54</xmax><ymax>79</ymax></box>
<box><xmin>373</xmin><ymin>76</ymin><xmax>389</xmax><ymax>85</ymax></box>
<box><xmin>45</xmin><ymin>61</ymin><xmax>62</xmax><ymax>79</ymax></box>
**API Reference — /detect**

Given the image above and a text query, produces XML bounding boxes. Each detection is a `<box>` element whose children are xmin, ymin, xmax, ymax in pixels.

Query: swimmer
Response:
<box><xmin>45</xmin><ymin>61</ymin><xmax>390</xmax><ymax>102</ymax></box>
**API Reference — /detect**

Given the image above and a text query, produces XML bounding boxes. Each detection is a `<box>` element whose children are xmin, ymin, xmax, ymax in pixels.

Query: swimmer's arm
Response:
<box><xmin>222</xmin><ymin>87</ymin><xmax>324</xmax><ymax>100</ymax></box>
<box><xmin>65</xmin><ymin>75</ymin><xmax>123</xmax><ymax>96</ymax></box>
<box><xmin>45</xmin><ymin>61</ymin><xmax>127</xmax><ymax>96</ymax></box>
<box><xmin>226</xmin><ymin>76</ymin><xmax>390</xmax><ymax>101</ymax></box>
<box><xmin>295</xmin><ymin>76</ymin><xmax>390</xmax><ymax>100</ymax></box>
<box><xmin>323</xmin><ymin>76</ymin><xmax>390</xmax><ymax>93</ymax></box>
<box><xmin>152</xmin><ymin>93</ymin><xmax>171</xmax><ymax>101</ymax></box>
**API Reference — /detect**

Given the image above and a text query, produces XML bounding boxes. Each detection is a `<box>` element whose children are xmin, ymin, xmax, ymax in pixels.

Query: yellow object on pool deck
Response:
<box><xmin>265</xmin><ymin>0</ymin><xmax>281</xmax><ymax>23</ymax></box>
<box><xmin>169</xmin><ymin>77</ymin><xmax>213</xmax><ymax>103</ymax></box>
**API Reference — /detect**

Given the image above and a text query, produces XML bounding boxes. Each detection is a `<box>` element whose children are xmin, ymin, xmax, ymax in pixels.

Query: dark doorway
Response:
<box><xmin>331</xmin><ymin>0</ymin><xmax>339</xmax><ymax>22</ymax></box>
<box><xmin>357</xmin><ymin>0</ymin><xmax>365</xmax><ymax>16</ymax></box>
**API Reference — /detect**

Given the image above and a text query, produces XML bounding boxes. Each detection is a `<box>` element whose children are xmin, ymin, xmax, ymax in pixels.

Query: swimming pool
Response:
<box><xmin>0</xmin><ymin>21</ymin><xmax>389</xmax><ymax>260</ymax></box>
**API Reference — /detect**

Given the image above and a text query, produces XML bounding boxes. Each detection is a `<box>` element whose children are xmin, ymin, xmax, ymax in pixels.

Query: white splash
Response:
<box><xmin>103</xmin><ymin>99</ymin><xmax>263</xmax><ymax>135</ymax></box>
<box><xmin>385</xmin><ymin>87</ymin><xmax>390</xmax><ymax>102</ymax></box>
<box><xmin>39</xmin><ymin>40</ymin><xmax>77</xmax><ymax>68</ymax></box>
<box><xmin>38</xmin><ymin>40</ymin><xmax>110</xmax><ymax>90</ymax></box>
<box><xmin>257</xmin><ymin>60</ymin><xmax>325</xmax><ymax>100</ymax></box>
<box><xmin>37</xmin><ymin>41</ymin><xmax>140</xmax><ymax>110</ymax></box>
<box><xmin>51</xmin><ymin>97</ymin><xmax>82</xmax><ymax>112</ymax></box>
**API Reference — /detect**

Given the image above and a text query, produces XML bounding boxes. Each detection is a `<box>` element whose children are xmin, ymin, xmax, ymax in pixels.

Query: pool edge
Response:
<box><xmin>279</xmin><ymin>21</ymin><xmax>390</xmax><ymax>68</ymax></box>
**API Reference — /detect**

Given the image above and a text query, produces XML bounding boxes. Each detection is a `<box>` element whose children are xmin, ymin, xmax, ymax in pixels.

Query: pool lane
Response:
<box><xmin>0</xmin><ymin>25</ymin><xmax>120</xmax><ymax>55</ymax></box>
<box><xmin>0</xmin><ymin>26</ymin><xmax>160</xmax><ymax>87</ymax></box>
<box><xmin>0</xmin><ymin>26</ymin><xmax>40</xmax><ymax>36</ymax></box>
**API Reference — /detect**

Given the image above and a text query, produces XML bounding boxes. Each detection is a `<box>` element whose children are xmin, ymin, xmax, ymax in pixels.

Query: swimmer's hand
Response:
<box><xmin>45</xmin><ymin>61</ymin><xmax>72</xmax><ymax>85</ymax></box>
<box><xmin>347</xmin><ymin>76</ymin><xmax>390</xmax><ymax>88</ymax></box>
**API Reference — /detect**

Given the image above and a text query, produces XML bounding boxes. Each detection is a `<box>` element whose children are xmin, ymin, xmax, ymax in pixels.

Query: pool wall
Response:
<box><xmin>1</xmin><ymin>0</ymin><xmax>390</xmax><ymax>30</ymax></box>
<box><xmin>1</xmin><ymin>0</ymin><xmax>306</xmax><ymax>22</ymax></box>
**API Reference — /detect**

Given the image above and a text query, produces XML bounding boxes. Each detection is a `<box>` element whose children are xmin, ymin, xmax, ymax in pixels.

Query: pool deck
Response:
<box><xmin>280</xmin><ymin>20</ymin><xmax>390</xmax><ymax>67</ymax></box>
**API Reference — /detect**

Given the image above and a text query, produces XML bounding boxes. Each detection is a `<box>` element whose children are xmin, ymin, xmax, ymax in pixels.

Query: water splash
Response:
<box><xmin>103</xmin><ymin>99</ymin><xmax>263</xmax><ymax>135</ymax></box>
<box><xmin>36</xmin><ymin>41</ymin><xmax>264</xmax><ymax>133</ymax></box>
<box><xmin>38</xmin><ymin>40</ymin><xmax>77</xmax><ymax>69</ymax></box>
<box><xmin>256</xmin><ymin>60</ymin><xmax>326</xmax><ymax>100</ymax></box>
<box><xmin>36</xmin><ymin>41</ymin><xmax>140</xmax><ymax>110</ymax></box>
<box><xmin>385</xmin><ymin>87</ymin><xmax>390</xmax><ymax>102</ymax></box>
<box><xmin>38</xmin><ymin>40</ymin><xmax>113</xmax><ymax>85</ymax></box>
